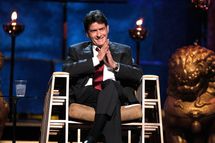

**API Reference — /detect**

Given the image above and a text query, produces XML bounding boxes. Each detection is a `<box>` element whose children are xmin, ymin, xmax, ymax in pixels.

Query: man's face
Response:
<box><xmin>86</xmin><ymin>22</ymin><xmax>109</xmax><ymax>47</ymax></box>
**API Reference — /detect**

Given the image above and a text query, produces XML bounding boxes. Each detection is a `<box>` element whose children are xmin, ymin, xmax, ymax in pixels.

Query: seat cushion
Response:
<box><xmin>69</xmin><ymin>103</ymin><xmax>142</xmax><ymax>122</ymax></box>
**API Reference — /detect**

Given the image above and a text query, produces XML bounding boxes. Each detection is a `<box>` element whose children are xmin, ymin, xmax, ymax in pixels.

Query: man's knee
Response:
<box><xmin>102</xmin><ymin>79</ymin><xmax>122</xmax><ymax>95</ymax></box>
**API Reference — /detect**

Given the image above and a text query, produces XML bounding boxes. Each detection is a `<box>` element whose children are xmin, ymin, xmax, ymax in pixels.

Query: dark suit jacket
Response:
<box><xmin>62</xmin><ymin>41</ymin><xmax>143</xmax><ymax>104</ymax></box>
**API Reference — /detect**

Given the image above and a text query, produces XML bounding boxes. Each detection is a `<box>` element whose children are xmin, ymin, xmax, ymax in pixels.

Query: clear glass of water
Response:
<box><xmin>15</xmin><ymin>80</ymin><xmax>27</xmax><ymax>97</ymax></box>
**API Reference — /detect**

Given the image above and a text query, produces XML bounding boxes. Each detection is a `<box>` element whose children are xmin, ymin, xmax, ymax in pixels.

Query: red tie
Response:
<box><xmin>93</xmin><ymin>62</ymin><xmax>104</xmax><ymax>91</ymax></box>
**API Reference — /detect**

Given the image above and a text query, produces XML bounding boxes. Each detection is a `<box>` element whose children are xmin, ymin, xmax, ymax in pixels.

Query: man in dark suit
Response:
<box><xmin>63</xmin><ymin>10</ymin><xmax>143</xmax><ymax>143</ymax></box>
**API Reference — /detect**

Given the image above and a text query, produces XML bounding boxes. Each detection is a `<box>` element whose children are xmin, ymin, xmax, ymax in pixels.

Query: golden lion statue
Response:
<box><xmin>0</xmin><ymin>52</ymin><xmax>9</xmax><ymax>138</ymax></box>
<box><xmin>164</xmin><ymin>44</ymin><xmax>215</xmax><ymax>143</ymax></box>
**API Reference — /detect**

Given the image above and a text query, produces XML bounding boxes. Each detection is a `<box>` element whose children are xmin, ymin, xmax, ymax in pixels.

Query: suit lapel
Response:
<box><xmin>81</xmin><ymin>43</ymin><xmax>93</xmax><ymax>59</ymax></box>
<box><xmin>109</xmin><ymin>42</ymin><xmax>121</xmax><ymax>62</ymax></box>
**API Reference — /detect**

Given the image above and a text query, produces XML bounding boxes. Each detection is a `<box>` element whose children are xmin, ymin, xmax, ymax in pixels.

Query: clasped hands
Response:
<box><xmin>97</xmin><ymin>39</ymin><xmax>117</xmax><ymax>70</ymax></box>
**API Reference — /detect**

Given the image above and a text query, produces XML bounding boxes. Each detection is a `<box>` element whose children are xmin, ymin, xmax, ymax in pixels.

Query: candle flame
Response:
<box><xmin>136</xmin><ymin>18</ymin><xmax>144</xmax><ymax>26</ymax></box>
<box><xmin>11</xmin><ymin>11</ymin><xmax>17</xmax><ymax>21</ymax></box>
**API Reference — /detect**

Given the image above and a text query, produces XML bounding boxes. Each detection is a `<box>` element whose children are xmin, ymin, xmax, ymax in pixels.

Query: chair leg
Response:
<box><xmin>128</xmin><ymin>130</ymin><xmax>131</xmax><ymax>143</ymax></box>
<box><xmin>77</xmin><ymin>128</ymin><xmax>81</xmax><ymax>143</ymax></box>
<box><xmin>40</xmin><ymin>72</ymin><xmax>70</xmax><ymax>143</ymax></box>
<box><xmin>142</xmin><ymin>75</ymin><xmax>164</xmax><ymax>143</ymax></box>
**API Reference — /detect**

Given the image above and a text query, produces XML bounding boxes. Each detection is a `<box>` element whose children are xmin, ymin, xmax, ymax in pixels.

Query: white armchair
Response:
<box><xmin>40</xmin><ymin>72</ymin><xmax>164</xmax><ymax>143</ymax></box>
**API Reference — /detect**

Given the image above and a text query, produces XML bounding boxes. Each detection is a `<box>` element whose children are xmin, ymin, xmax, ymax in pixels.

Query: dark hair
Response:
<box><xmin>83</xmin><ymin>10</ymin><xmax>108</xmax><ymax>32</ymax></box>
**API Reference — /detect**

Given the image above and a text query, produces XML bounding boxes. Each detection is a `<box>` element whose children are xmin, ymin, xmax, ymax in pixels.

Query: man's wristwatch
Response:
<box><xmin>113</xmin><ymin>62</ymin><xmax>119</xmax><ymax>71</ymax></box>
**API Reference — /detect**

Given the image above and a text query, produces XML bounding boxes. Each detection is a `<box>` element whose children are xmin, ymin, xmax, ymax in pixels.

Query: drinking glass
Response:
<box><xmin>15</xmin><ymin>80</ymin><xmax>27</xmax><ymax>97</ymax></box>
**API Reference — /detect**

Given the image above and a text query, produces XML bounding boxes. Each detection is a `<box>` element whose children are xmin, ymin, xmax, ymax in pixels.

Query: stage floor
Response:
<box><xmin>1</xmin><ymin>120</ymin><xmax>142</xmax><ymax>143</ymax></box>
<box><xmin>1</xmin><ymin>120</ymin><xmax>41</xmax><ymax>142</ymax></box>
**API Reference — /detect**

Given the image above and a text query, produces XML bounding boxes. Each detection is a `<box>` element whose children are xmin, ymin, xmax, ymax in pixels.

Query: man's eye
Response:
<box><xmin>100</xmin><ymin>28</ymin><xmax>105</xmax><ymax>31</ymax></box>
<box><xmin>89</xmin><ymin>29</ymin><xmax>96</xmax><ymax>32</ymax></box>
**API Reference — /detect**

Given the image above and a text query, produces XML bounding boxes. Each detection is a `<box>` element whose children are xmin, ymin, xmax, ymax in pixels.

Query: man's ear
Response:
<box><xmin>107</xmin><ymin>25</ymin><xmax>109</xmax><ymax>34</ymax></box>
<box><xmin>86</xmin><ymin>32</ymin><xmax>89</xmax><ymax>38</ymax></box>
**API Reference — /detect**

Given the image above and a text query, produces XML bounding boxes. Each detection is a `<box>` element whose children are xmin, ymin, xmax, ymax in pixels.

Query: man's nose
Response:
<box><xmin>96</xmin><ymin>30</ymin><xmax>101</xmax><ymax>37</ymax></box>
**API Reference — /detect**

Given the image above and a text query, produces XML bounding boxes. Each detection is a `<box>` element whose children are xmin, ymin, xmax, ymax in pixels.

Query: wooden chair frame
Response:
<box><xmin>40</xmin><ymin>72</ymin><xmax>164</xmax><ymax>143</ymax></box>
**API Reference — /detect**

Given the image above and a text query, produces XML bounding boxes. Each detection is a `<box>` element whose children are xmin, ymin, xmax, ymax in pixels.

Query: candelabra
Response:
<box><xmin>129</xmin><ymin>18</ymin><xmax>147</xmax><ymax>64</ymax></box>
<box><xmin>2</xmin><ymin>11</ymin><xmax>24</xmax><ymax>143</ymax></box>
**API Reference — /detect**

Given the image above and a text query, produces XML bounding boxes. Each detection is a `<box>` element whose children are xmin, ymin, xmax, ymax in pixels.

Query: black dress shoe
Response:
<box><xmin>84</xmin><ymin>136</ymin><xmax>96</xmax><ymax>143</ymax></box>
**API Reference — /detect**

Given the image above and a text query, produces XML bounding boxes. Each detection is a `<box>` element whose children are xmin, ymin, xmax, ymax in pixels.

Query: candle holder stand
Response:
<box><xmin>129</xmin><ymin>18</ymin><xmax>147</xmax><ymax>65</ymax></box>
<box><xmin>2</xmin><ymin>11</ymin><xmax>24</xmax><ymax>143</ymax></box>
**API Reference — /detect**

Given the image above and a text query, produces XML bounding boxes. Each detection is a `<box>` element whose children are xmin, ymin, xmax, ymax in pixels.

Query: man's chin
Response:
<box><xmin>94</xmin><ymin>40</ymin><xmax>106</xmax><ymax>47</ymax></box>
<box><xmin>95</xmin><ymin>43</ymin><xmax>104</xmax><ymax>47</ymax></box>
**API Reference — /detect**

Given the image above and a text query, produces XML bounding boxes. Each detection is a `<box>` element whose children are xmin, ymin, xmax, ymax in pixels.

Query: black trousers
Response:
<box><xmin>76</xmin><ymin>79</ymin><xmax>123</xmax><ymax>143</ymax></box>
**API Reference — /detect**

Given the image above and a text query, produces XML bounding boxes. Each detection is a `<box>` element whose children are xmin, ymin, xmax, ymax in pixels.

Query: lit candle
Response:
<box><xmin>11</xmin><ymin>11</ymin><xmax>17</xmax><ymax>26</ymax></box>
<box><xmin>136</xmin><ymin>18</ymin><xmax>143</xmax><ymax>26</ymax></box>
<box><xmin>136</xmin><ymin>18</ymin><xmax>144</xmax><ymax>31</ymax></box>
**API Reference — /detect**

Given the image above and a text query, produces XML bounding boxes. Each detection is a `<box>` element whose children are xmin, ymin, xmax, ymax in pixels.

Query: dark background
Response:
<box><xmin>0</xmin><ymin>0</ymin><xmax>207</xmax><ymax>115</ymax></box>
